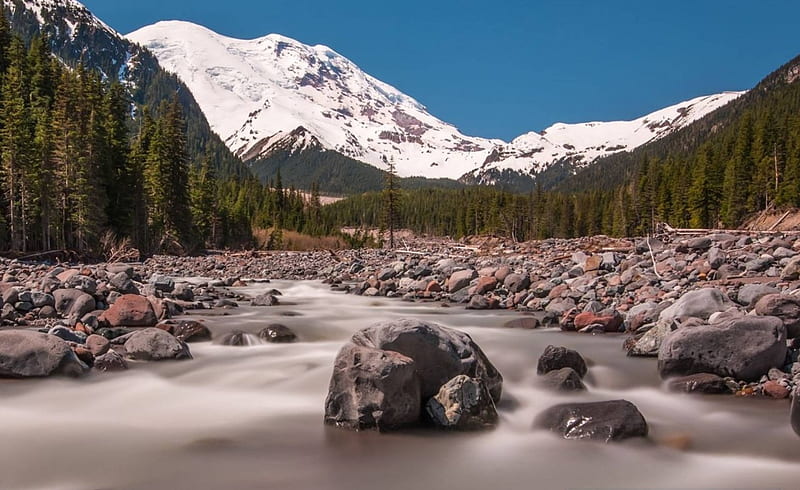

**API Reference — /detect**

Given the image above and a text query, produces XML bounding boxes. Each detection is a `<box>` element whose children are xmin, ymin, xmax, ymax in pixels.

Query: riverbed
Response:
<box><xmin>0</xmin><ymin>280</ymin><xmax>797</xmax><ymax>489</ymax></box>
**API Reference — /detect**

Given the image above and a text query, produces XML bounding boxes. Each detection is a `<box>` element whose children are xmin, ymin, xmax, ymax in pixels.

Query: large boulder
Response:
<box><xmin>658</xmin><ymin>288</ymin><xmax>731</xmax><ymax>323</ymax></box>
<box><xmin>658</xmin><ymin>316</ymin><xmax>787</xmax><ymax>381</ymax></box>
<box><xmin>123</xmin><ymin>328</ymin><xmax>192</xmax><ymax>361</ymax></box>
<box><xmin>53</xmin><ymin>289</ymin><xmax>96</xmax><ymax>322</ymax></box>
<box><xmin>537</xmin><ymin>345</ymin><xmax>587</xmax><ymax>378</ymax></box>
<box><xmin>324</xmin><ymin>318</ymin><xmax>502</xmax><ymax>431</ymax></box>
<box><xmin>425</xmin><ymin>375</ymin><xmax>498</xmax><ymax>430</ymax></box>
<box><xmin>736</xmin><ymin>284</ymin><xmax>779</xmax><ymax>307</ymax></box>
<box><xmin>350</xmin><ymin>318</ymin><xmax>502</xmax><ymax>401</ymax></box>
<box><xmin>0</xmin><ymin>330</ymin><xmax>87</xmax><ymax>377</ymax></box>
<box><xmin>258</xmin><ymin>324</ymin><xmax>297</xmax><ymax>343</ymax></box>
<box><xmin>534</xmin><ymin>399</ymin><xmax>648</xmax><ymax>442</ymax></box>
<box><xmin>781</xmin><ymin>256</ymin><xmax>800</xmax><ymax>281</ymax></box>
<box><xmin>324</xmin><ymin>344</ymin><xmax>421</xmax><ymax>431</ymax></box>
<box><xmin>754</xmin><ymin>294</ymin><xmax>800</xmax><ymax>338</ymax></box>
<box><xmin>101</xmin><ymin>294</ymin><xmax>158</xmax><ymax>327</ymax></box>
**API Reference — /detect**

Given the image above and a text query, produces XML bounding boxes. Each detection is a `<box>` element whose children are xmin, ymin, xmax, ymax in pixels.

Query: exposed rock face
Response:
<box><xmin>0</xmin><ymin>330</ymin><xmax>87</xmax><ymax>378</ymax></box>
<box><xmin>324</xmin><ymin>318</ymin><xmax>502</xmax><ymax>431</ymax></box>
<box><xmin>534</xmin><ymin>399</ymin><xmax>648</xmax><ymax>442</ymax></box>
<box><xmin>123</xmin><ymin>328</ymin><xmax>192</xmax><ymax>361</ymax></box>
<box><xmin>324</xmin><ymin>344</ymin><xmax>421</xmax><ymax>431</ymax></box>
<box><xmin>425</xmin><ymin>375</ymin><xmax>498</xmax><ymax>430</ymax></box>
<box><xmin>658</xmin><ymin>316</ymin><xmax>787</xmax><ymax>381</ymax></box>
<box><xmin>537</xmin><ymin>345</ymin><xmax>588</xmax><ymax>378</ymax></box>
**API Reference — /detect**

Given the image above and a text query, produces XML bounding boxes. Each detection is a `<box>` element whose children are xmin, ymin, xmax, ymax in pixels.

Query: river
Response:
<box><xmin>0</xmin><ymin>280</ymin><xmax>798</xmax><ymax>489</ymax></box>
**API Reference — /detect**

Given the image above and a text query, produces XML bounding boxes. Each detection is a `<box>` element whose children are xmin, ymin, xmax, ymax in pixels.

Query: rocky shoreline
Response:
<box><xmin>0</xmin><ymin>232</ymin><xmax>799</xmax><ymax>438</ymax></box>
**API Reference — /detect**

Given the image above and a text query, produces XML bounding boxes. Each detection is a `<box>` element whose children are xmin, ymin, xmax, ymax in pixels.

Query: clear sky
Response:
<box><xmin>82</xmin><ymin>0</ymin><xmax>800</xmax><ymax>141</ymax></box>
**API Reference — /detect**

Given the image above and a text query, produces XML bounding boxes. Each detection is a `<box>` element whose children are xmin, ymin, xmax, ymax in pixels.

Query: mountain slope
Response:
<box><xmin>127</xmin><ymin>20</ymin><xmax>742</xmax><ymax>183</ymax></box>
<box><xmin>2</xmin><ymin>0</ymin><xmax>248</xmax><ymax>177</ymax></box>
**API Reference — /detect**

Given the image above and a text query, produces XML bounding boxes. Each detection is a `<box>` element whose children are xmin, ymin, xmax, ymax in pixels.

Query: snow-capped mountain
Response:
<box><xmin>128</xmin><ymin>20</ymin><xmax>743</xmax><ymax>181</ymax></box>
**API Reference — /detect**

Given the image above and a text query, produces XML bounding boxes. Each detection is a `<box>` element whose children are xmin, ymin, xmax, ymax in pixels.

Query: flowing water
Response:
<box><xmin>1</xmin><ymin>280</ymin><xmax>798</xmax><ymax>490</ymax></box>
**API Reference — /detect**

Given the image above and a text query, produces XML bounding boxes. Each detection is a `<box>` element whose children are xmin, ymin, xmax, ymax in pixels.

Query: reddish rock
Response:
<box><xmin>548</xmin><ymin>284</ymin><xmax>568</xmax><ymax>299</ymax></box>
<box><xmin>494</xmin><ymin>266</ymin><xmax>511</xmax><ymax>282</ymax></box>
<box><xmin>762</xmin><ymin>380</ymin><xmax>790</xmax><ymax>399</ymax></box>
<box><xmin>573</xmin><ymin>312</ymin><xmax>623</xmax><ymax>332</ymax></box>
<box><xmin>100</xmin><ymin>294</ymin><xmax>157</xmax><ymax>327</ymax></box>
<box><xmin>583</xmin><ymin>255</ymin><xmax>602</xmax><ymax>272</ymax></box>
<box><xmin>425</xmin><ymin>281</ymin><xmax>442</xmax><ymax>293</ymax></box>
<box><xmin>474</xmin><ymin>276</ymin><xmax>498</xmax><ymax>295</ymax></box>
<box><xmin>56</xmin><ymin>269</ymin><xmax>79</xmax><ymax>283</ymax></box>
<box><xmin>85</xmin><ymin>334</ymin><xmax>110</xmax><ymax>356</ymax></box>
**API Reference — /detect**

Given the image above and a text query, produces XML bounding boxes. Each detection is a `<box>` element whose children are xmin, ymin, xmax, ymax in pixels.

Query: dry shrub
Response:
<box><xmin>253</xmin><ymin>228</ymin><xmax>347</xmax><ymax>251</ymax></box>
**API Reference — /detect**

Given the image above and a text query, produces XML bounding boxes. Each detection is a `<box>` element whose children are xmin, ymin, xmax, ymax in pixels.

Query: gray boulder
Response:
<box><xmin>250</xmin><ymin>293</ymin><xmax>279</xmax><ymax>306</ymax></box>
<box><xmin>124</xmin><ymin>328</ymin><xmax>192</xmax><ymax>361</ymax></box>
<box><xmin>425</xmin><ymin>375</ymin><xmax>498</xmax><ymax>430</ymax></box>
<box><xmin>93</xmin><ymin>350</ymin><xmax>128</xmax><ymax>372</ymax></box>
<box><xmin>258</xmin><ymin>324</ymin><xmax>297</xmax><ymax>343</ymax></box>
<box><xmin>540</xmin><ymin>367</ymin><xmax>586</xmax><ymax>392</ymax></box>
<box><xmin>537</xmin><ymin>345</ymin><xmax>587</xmax><ymax>378</ymax></box>
<box><xmin>0</xmin><ymin>330</ymin><xmax>87</xmax><ymax>377</ymax></box>
<box><xmin>658</xmin><ymin>316</ymin><xmax>787</xmax><ymax>381</ymax></box>
<box><xmin>782</xmin><ymin>256</ymin><xmax>800</xmax><ymax>280</ymax></box>
<box><xmin>736</xmin><ymin>284</ymin><xmax>779</xmax><ymax>307</ymax></box>
<box><xmin>109</xmin><ymin>272</ymin><xmax>139</xmax><ymax>295</ymax></box>
<box><xmin>350</xmin><ymin>318</ymin><xmax>502</xmax><ymax>401</ymax></box>
<box><xmin>504</xmin><ymin>273</ymin><xmax>530</xmax><ymax>293</ymax></box>
<box><xmin>324</xmin><ymin>344</ymin><xmax>421</xmax><ymax>431</ymax></box>
<box><xmin>534</xmin><ymin>399</ymin><xmax>648</xmax><ymax>442</ymax></box>
<box><xmin>658</xmin><ymin>288</ymin><xmax>731</xmax><ymax>323</ymax></box>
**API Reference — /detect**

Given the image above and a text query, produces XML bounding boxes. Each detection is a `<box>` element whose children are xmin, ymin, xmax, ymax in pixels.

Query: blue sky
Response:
<box><xmin>83</xmin><ymin>0</ymin><xmax>800</xmax><ymax>141</ymax></box>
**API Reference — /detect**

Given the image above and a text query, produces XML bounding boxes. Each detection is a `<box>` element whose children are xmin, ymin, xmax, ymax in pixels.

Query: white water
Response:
<box><xmin>0</xmin><ymin>281</ymin><xmax>798</xmax><ymax>490</ymax></box>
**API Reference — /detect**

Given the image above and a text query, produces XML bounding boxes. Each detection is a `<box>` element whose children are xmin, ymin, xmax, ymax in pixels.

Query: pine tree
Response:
<box><xmin>382</xmin><ymin>156</ymin><xmax>400</xmax><ymax>248</ymax></box>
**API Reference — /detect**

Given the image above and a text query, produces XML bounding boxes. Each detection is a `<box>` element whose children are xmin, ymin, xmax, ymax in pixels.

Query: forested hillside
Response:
<box><xmin>326</xmin><ymin>53</ymin><xmax>800</xmax><ymax>240</ymax></box>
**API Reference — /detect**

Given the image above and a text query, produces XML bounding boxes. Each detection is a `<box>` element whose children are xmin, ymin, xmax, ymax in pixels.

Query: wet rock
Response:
<box><xmin>215</xmin><ymin>299</ymin><xmax>238</xmax><ymax>308</ymax></box>
<box><xmin>540</xmin><ymin>367</ymin><xmax>586</xmax><ymax>392</ymax></box>
<box><xmin>324</xmin><ymin>344</ymin><xmax>421</xmax><ymax>431</ymax></box>
<box><xmin>466</xmin><ymin>295</ymin><xmax>497</xmax><ymax>310</ymax></box>
<box><xmin>425</xmin><ymin>375</ymin><xmax>498</xmax><ymax>430</ymax></box>
<box><xmin>537</xmin><ymin>345</ymin><xmax>587</xmax><ymax>378</ymax></box>
<box><xmin>534</xmin><ymin>399</ymin><xmax>648</xmax><ymax>442</ymax></box>
<box><xmin>349</xmin><ymin>318</ymin><xmax>503</xmax><ymax>401</ymax></box>
<box><xmin>753</xmin><ymin>294</ymin><xmax>800</xmax><ymax>338</ymax></box>
<box><xmin>791</xmin><ymin>389</ymin><xmax>800</xmax><ymax>437</ymax></box>
<box><xmin>447</xmin><ymin>269</ymin><xmax>477</xmax><ymax>293</ymax></box>
<box><xmin>172</xmin><ymin>320</ymin><xmax>212</xmax><ymax>342</ymax></box>
<box><xmin>96</xmin><ymin>327</ymin><xmax>134</xmax><ymax>340</ymax></box>
<box><xmin>216</xmin><ymin>330</ymin><xmax>259</xmax><ymax>346</ymax></box>
<box><xmin>251</xmin><ymin>293</ymin><xmax>279</xmax><ymax>306</ymax></box>
<box><xmin>93</xmin><ymin>350</ymin><xmax>128</xmax><ymax>372</ymax></box>
<box><xmin>124</xmin><ymin>328</ymin><xmax>192</xmax><ymax>361</ymax></box>
<box><xmin>258</xmin><ymin>324</ymin><xmax>297</xmax><ymax>343</ymax></box>
<box><xmin>503</xmin><ymin>316</ymin><xmax>540</xmax><ymax>329</ymax></box>
<box><xmin>100</xmin><ymin>294</ymin><xmax>157</xmax><ymax>327</ymax></box>
<box><xmin>0</xmin><ymin>330</ymin><xmax>87</xmax><ymax>377</ymax></box>
<box><xmin>665</xmin><ymin>373</ymin><xmax>730</xmax><ymax>394</ymax></box>
<box><xmin>658</xmin><ymin>316</ymin><xmax>787</xmax><ymax>381</ymax></box>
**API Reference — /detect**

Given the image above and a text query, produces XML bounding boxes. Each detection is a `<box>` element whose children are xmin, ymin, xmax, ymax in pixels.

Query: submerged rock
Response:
<box><xmin>534</xmin><ymin>399</ymin><xmax>648</xmax><ymax>442</ymax></box>
<box><xmin>665</xmin><ymin>373</ymin><xmax>730</xmax><ymax>394</ymax></box>
<box><xmin>537</xmin><ymin>345</ymin><xmax>587</xmax><ymax>378</ymax></box>
<box><xmin>258</xmin><ymin>324</ymin><xmax>297</xmax><ymax>343</ymax></box>
<box><xmin>540</xmin><ymin>367</ymin><xmax>586</xmax><ymax>392</ymax></box>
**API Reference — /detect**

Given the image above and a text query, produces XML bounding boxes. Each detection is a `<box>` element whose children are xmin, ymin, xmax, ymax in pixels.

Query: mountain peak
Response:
<box><xmin>127</xmin><ymin>20</ymin><xmax>744</xmax><ymax>181</ymax></box>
